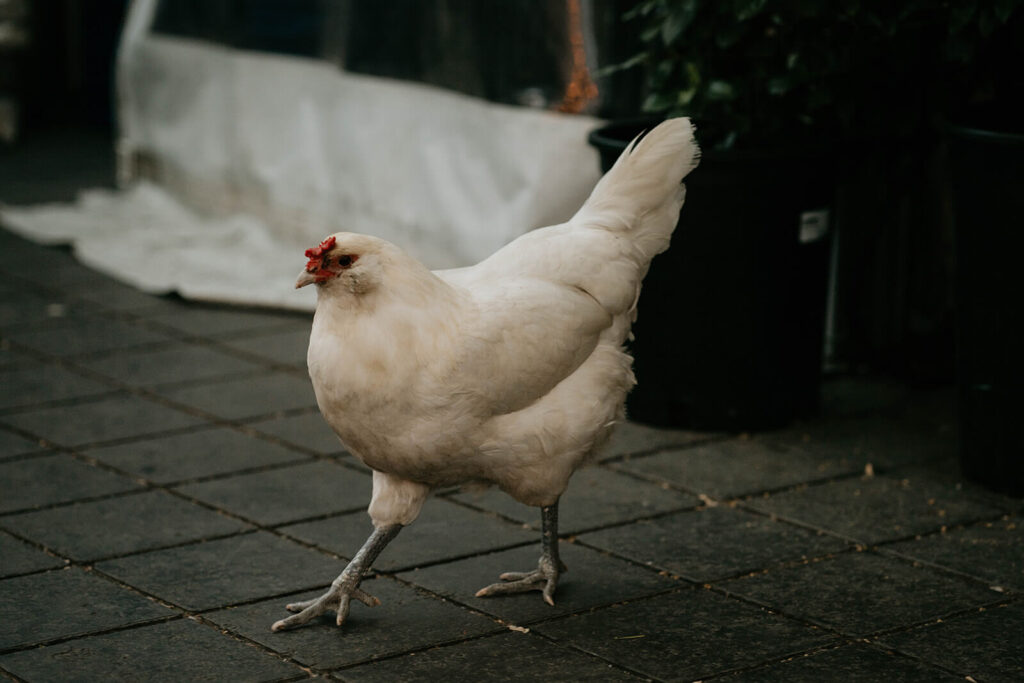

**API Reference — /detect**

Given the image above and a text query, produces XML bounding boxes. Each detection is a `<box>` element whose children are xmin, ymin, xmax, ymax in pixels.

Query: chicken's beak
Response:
<box><xmin>295</xmin><ymin>269</ymin><xmax>317</xmax><ymax>289</ymax></box>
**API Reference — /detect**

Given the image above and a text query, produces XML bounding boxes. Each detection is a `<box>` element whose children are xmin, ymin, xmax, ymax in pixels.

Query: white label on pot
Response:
<box><xmin>799</xmin><ymin>209</ymin><xmax>830</xmax><ymax>244</ymax></box>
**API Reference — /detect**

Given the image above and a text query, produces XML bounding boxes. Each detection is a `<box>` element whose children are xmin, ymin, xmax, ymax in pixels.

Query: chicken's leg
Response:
<box><xmin>271</xmin><ymin>523</ymin><xmax>401</xmax><ymax>631</ymax></box>
<box><xmin>475</xmin><ymin>502</ymin><xmax>566</xmax><ymax>605</ymax></box>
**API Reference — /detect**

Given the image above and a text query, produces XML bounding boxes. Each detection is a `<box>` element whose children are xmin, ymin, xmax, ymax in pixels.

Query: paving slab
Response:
<box><xmin>0</xmin><ymin>567</ymin><xmax>171</xmax><ymax>651</ymax></box>
<box><xmin>146</xmin><ymin>304</ymin><xmax>304</xmax><ymax>338</ymax></box>
<box><xmin>714</xmin><ymin>641</ymin><xmax>962</xmax><ymax>682</ymax></box>
<box><xmin>0</xmin><ymin>361</ymin><xmax>113</xmax><ymax>411</ymax></box>
<box><xmin>69</xmin><ymin>279</ymin><xmax>186</xmax><ymax>313</ymax></box>
<box><xmin>579</xmin><ymin>505</ymin><xmax>848</xmax><ymax>582</ymax></box>
<box><xmin>744</xmin><ymin>472</ymin><xmax>1007</xmax><ymax>544</ymax></box>
<box><xmin>766</xmin><ymin>414</ymin><xmax>958</xmax><ymax>471</ymax></box>
<box><xmin>1</xmin><ymin>490</ymin><xmax>250</xmax><ymax>561</ymax></box>
<box><xmin>719</xmin><ymin>550</ymin><xmax>1003</xmax><ymax>636</ymax></box>
<box><xmin>0</xmin><ymin>248</ymin><xmax>111</xmax><ymax>288</ymax></box>
<box><xmin>96</xmin><ymin>531</ymin><xmax>341</xmax><ymax>611</ymax></box>
<box><xmin>399</xmin><ymin>541</ymin><xmax>678</xmax><ymax>625</ymax></box>
<box><xmin>0</xmin><ymin>289</ymin><xmax>96</xmax><ymax>328</ymax></box>
<box><xmin>612</xmin><ymin>438</ymin><xmax>863</xmax><ymax>499</ymax></box>
<box><xmin>534</xmin><ymin>587</ymin><xmax>835</xmax><ymax>682</ymax></box>
<box><xmin>3</xmin><ymin>315</ymin><xmax>172</xmax><ymax>357</ymax></box>
<box><xmin>221</xmin><ymin>327</ymin><xmax>311</xmax><ymax>368</ymax></box>
<box><xmin>0</xmin><ymin>343</ymin><xmax>25</xmax><ymax>371</ymax></box>
<box><xmin>1</xmin><ymin>394</ymin><xmax>206</xmax><ymax>447</ymax></box>
<box><xmin>281</xmin><ymin>499</ymin><xmax>536</xmax><ymax>572</ymax></box>
<box><xmin>0</xmin><ymin>428</ymin><xmax>42</xmax><ymax>459</ymax></box>
<box><xmin>2</xmin><ymin>219</ymin><xmax>1022</xmax><ymax>681</ymax></box>
<box><xmin>337</xmin><ymin>630</ymin><xmax>642</xmax><ymax>682</ymax></box>
<box><xmin>883</xmin><ymin>516</ymin><xmax>1024</xmax><ymax>591</ymax></box>
<box><xmin>0</xmin><ymin>532</ymin><xmax>65</xmax><ymax>578</ymax></box>
<box><xmin>599</xmin><ymin>420</ymin><xmax>712</xmax><ymax>460</ymax></box>
<box><xmin>249</xmin><ymin>412</ymin><xmax>347</xmax><ymax>455</ymax></box>
<box><xmin>155</xmin><ymin>372</ymin><xmax>317</xmax><ymax>421</ymax></box>
<box><xmin>84</xmin><ymin>426</ymin><xmax>309</xmax><ymax>484</ymax></box>
<box><xmin>880</xmin><ymin>601</ymin><xmax>1024</xmax><ymax>683</ymax></box>
<box><xmin>205</xmin><ymin>576</ymin><xmax>502</xmax><ymax>671</ymax></box>
<box><xmin>177</xmin><ymin>460</ymin><xmax>372</xmax><ymax>526</ymax></box>
<box><xmin>450</xmin><ymin>466</ymin><xmax>698</xmax><ymax>534</ymax></box>
<box><xmin>0</xmin><ymin>617</ymin><xmax>306</xmax><ymax>682</ymax></box>
<box><xmin>0</xmin><ymin>452</ymin><xmax>138</xmax><ymax>513</ymax></box>
<box><xmin>79</xmin><ymin>343</ymin><xmax>264</xmax><ymax>387</ymax></box>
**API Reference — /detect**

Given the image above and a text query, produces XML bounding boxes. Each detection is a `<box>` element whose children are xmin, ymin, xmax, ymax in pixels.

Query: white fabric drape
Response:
<box><xmin>2</xmin><ymin>0</ymin><xmax>603</xmax><ymax>310</ymax></box>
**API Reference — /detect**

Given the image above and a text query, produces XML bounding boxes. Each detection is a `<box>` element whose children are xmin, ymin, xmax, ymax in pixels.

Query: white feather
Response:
<box><xmin>304</xmin><ymin>118</ymin><xmax>700</xmax><ymax>526</ymax></box>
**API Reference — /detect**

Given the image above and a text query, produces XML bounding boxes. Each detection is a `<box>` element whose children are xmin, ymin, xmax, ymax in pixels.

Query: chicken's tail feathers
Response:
<box><xmin>573</xmin><ymin>117</ymin><xmax>700</xmax><ymax>262</ymax></box>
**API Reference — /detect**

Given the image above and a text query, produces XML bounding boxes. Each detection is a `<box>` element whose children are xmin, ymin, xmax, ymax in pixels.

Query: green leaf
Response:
<box><xmin>735</xmin><ymin>0</ymin><xmax>768</xmax><ymax>22</ymax></box>
<box><xmin>767</xmin><ymin>76</ymin><xmax>790</xmax><ymax>95</ymax></box>
<box><xmin>685</xmin><ymin>61</ymin><xmax>701</xmax><ymax>88</ymax></box>
<box><xmin>594</xmin><ymin>52</ymin><xmax>647</xmax><ymax>78</ymax></box>
<box><xmin>949</xmin><ymin>4</ymin><xmax>977</xmax><ymax>33</ymax></box>
<box><xmin>714</xmin><ymin>23</ymin><xmax>746</xmax><ymax>49</ymax></box>
<box><xmin>624</xmin><ymin>0</ymin><xmax>659</xmax><ymax>21</ymax></box>
<box><xmin>707</xmin><ymin>79</ymin><xmax>737</xmax><ymax>100</ymax></box>
<box><xmin>661</xmin><ymin>0</ymin><xmax>698</xmax><ymax>45</ymax></box>
<box><xmin>993</xmin><ymin>0</ymin><xmax>1020</xmax><ymax>24</ymax></box>
<box><xmin>676</xmin><ymin>86</ymin><xmax>699</xmax><ymax>107</ymax></box>
<box><xmin>642</xmin><ymin>92</ymin><xmax>676</xmax><ymax>112</ymax></box>
<box><xmin>640</xmin><ymin>24</ymin><xmax>661</xmax><ymax>43</ymax></box>
<box><xmin>979</xmin><ymin>7</ymin><xmax>996</xmax><ymax>37</ymax></box>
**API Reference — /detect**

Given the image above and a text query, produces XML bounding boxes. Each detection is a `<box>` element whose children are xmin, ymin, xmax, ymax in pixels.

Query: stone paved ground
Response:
<box><xmin>2</xmin><ymin>135</ymin><xmax>1023</xmax><ymax>681</ymax></box>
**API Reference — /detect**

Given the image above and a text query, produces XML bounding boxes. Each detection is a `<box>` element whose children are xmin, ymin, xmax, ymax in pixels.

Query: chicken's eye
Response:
<box><xmin>337</xmin><ymin>255</ymin><xmax>352</xmax><ymax>268</ymax></box>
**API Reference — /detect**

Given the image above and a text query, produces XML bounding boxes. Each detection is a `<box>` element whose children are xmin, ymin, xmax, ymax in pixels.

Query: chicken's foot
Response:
<box><xmin>476</xmin><ymin>502</ymin><xmax>566</xmax><ymax>605</ymax></box>
<box><xmin>271</xmin><ymin>523</ymin><xmax>401</xmax><ymax>631</ymax></box>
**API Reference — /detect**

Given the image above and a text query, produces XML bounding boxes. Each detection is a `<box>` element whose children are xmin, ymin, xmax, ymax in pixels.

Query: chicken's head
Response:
<box><xmin>295</xmin><ymin>235</ymin><xmax>362</xmax><ymax>289</ymax></box>
<box><xmin>296</xmin><ymin>232</ymin><xmax>422</xmax><ymax>299</ymax></box>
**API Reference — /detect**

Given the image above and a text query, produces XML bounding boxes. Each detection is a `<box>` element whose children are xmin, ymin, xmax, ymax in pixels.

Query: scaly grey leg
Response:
<box><xmin>271</xmin><ymin>523</ymin><xmax>401</xmax><ymax>631</ymax></box>
<box><xmin>475</xmin><ymin>502</ymin><xmax>566</xmax><ymax>605</ymax></box>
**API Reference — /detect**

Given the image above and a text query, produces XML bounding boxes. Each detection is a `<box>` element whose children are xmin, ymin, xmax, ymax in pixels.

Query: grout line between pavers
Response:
<box><xmin>111</xmin><ymin>312</ymin><xmax>312</xmax><ymax>374</ymax></box>
<box><xmin>327</xmin><ymin>624</ymin><xmax>654</xmax><ymax>681</ymax></box>
<box><xmin>5</xmin><ymin>241</ymin><xmax>1014</xmax><ymax>679</ymax></box>
<box><xmin>0</xmin><ymin>446</ymin><xmax>57</xmax><ymax>465</ymax></box>
<box><xmin>184</xmin><ymin>614</ymin><xmax>319</xmax><ymax>681</ymax></box>
<box><xmin>0</xmin><ymin>266</ymin><xmax>308</xmax><ymax>346</ymax></box>
<box><xmin>0</xmin><ymin>337</ymin><xmax>340</xmax><ymax>469</ymax></box>
<box><xmin>520</xmin><ymin>629</ymin><xmax>659</xmax><ymax>681</ymax></box>
<box><xmin>0</xmin><ymin>603</ymin><xmax>182</xmax><ymax>658</ymax></box>
<box><xmin>604</xmin><ymin>454</ymin><xmax>872</xmax><ymax>504</ymax></box>
<box><xmin>0</xmin><ymin>569</ymin><xmax>315</xmax><ymax>681</ymax></box>
<box><xmin>704</xmin><ymin>550</ymin><xmax>1014</xmax><ymax>642</ymax></box>
<box><xmin>437</xmin><ymin>474</ymin><xmax>702</xmax><ymax>537</ymax></box>
<box><xmin>734</xmin><ymin>502</ymin><xmax>1018</xmax><ymax>592</ymax></box>
<box><xmin>862</xmin><ymin>595</ymin><xmax>1020</xmax><ymax>643</ymax></box>
<box><xmin>695</xmin><ymin>637</ymin><xmax>965</xmax><ymax>683</ymax></box>
<box><xmin>568</xmin><ymin>529</ymin><xmax>851</xmax><ymax>588</ymax></box>
<box><xmin>0</xmin><ymin>390</ymin><xmax>125</xmax><ymax>418</ymax></box>
<box><xmin>596</xmin><ymin>432</ymin><xmax>732</xmax><ymax>465</ymax></box>
<box><xmin>0</xmin><ymin>665</ymin><xmax>28</xmax><ymax>682</ymax></box>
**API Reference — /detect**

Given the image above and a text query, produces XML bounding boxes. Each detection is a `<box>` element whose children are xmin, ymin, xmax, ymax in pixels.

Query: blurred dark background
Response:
<box><xmin>1</xmin><ymin>0</ymin><xmax>1019</xmax><ymax>393</ymax></box>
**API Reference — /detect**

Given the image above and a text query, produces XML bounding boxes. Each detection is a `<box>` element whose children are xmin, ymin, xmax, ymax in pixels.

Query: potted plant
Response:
<box><xmin>590</xmin><ymin>1</ymin><xmax>1010</xmax><ymax>432</ymax></box>
<box><xmin>939</xmin><ymin>2</ymin><xmax>1023</xmax><ymax>495</ymax></box>
<box><xmin>591</xmin><ymin>1</ymin><xmax>861</xmax><ymax>430</ymax></box>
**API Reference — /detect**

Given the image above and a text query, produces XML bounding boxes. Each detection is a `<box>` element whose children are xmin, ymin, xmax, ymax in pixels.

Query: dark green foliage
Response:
<box><xmin>612</xmin><ymin>0</ymin><xmax>1023</xmax><ymax>148</ymax></box>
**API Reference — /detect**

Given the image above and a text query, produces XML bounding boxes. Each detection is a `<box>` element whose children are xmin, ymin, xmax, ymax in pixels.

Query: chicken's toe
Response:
<box><xmin>273</xmin><ymin>585</ymin><xmax>382</xmax><ymax>631</ymax></box>
<box><xmin>475</xmin><ymin>557</ymin><xmax>565</xmax><ymax>605</ymax></box>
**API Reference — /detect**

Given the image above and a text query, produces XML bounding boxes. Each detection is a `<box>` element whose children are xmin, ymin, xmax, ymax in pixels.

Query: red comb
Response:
<box><xmin>305</xmin><ymin>235</ymin><xmax>336</xmax><ymax>260</ymax></box>
<box><xmin>304</xmin><ymin>236</ymin><xmax>336</xmax><ymax>272</ymax></box>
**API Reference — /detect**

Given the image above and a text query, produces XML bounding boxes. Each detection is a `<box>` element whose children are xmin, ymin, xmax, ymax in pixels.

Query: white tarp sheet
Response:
<box><xmin>2</xmin><ymin>0</ymin><xmax>602</xmax><ymax>311</ymax></box>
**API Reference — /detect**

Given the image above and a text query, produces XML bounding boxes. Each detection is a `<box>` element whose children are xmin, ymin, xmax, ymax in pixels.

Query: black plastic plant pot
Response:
<box><xmin>947</xmin><ymin>123</ymin><xmax>1024</xmax><ymax>497</ymax></box>
<box><xmin>588</xmin><ymin>120</ymin><xmax>834</xmax><ymax>431</ymax></box>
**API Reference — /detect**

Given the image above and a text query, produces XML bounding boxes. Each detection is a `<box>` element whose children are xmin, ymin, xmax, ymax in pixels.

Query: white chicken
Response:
<box><xmin>274</xmin><ymin>117</ymin><xmax>699</xmax><ymax>631</ymax></box>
